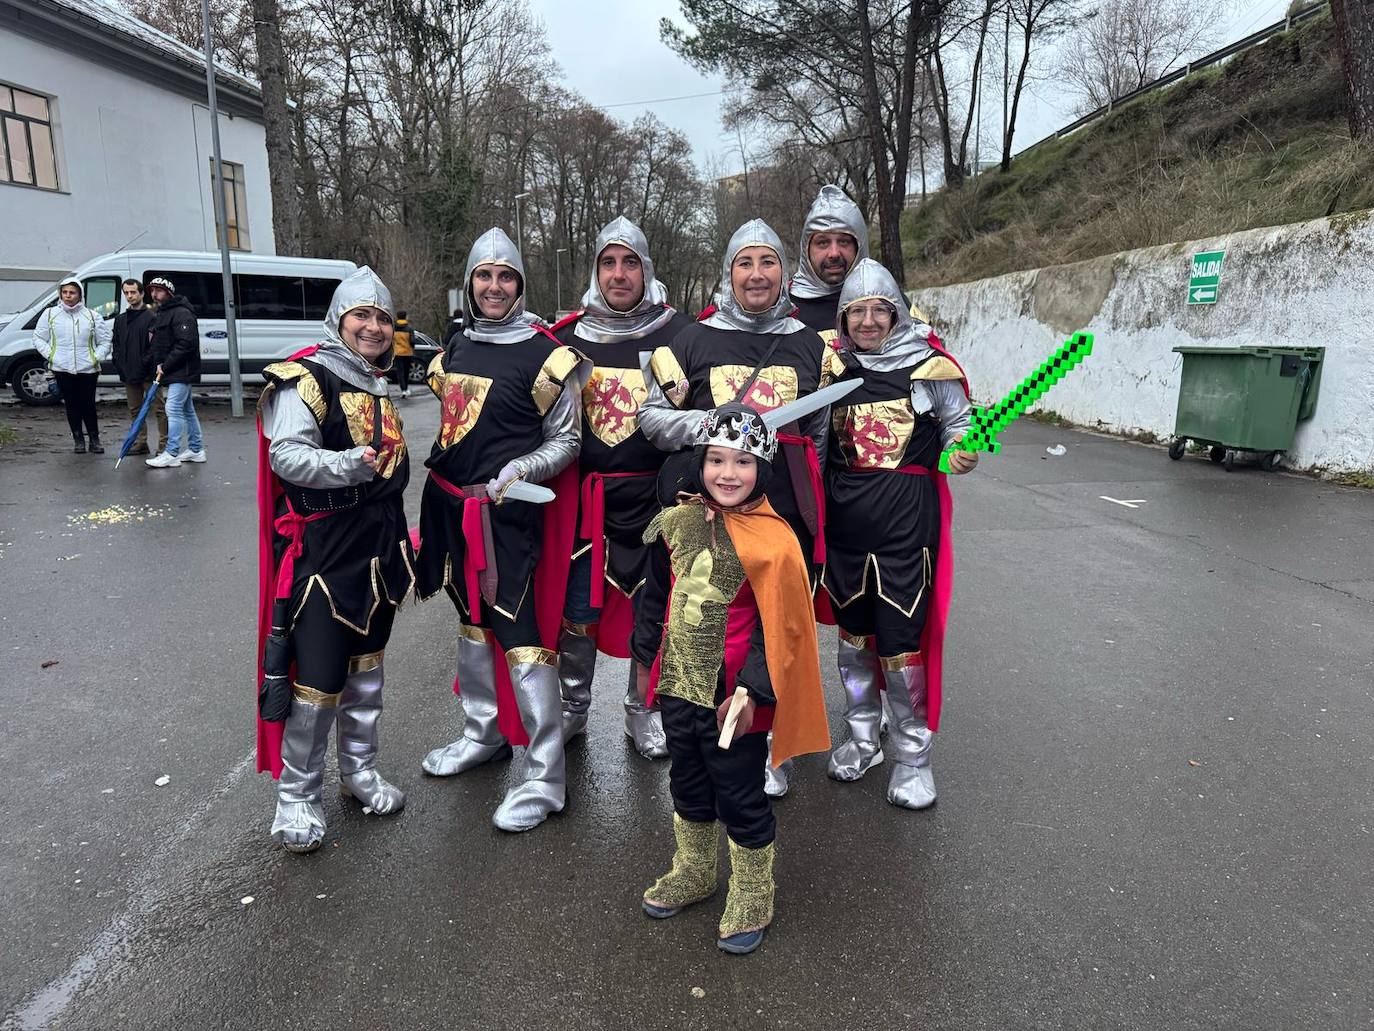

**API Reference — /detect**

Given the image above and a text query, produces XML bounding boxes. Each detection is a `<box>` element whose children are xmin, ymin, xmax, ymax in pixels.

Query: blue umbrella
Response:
<box><xmin>114</xmin><ymin>378</ymin><xmax>162</xmax><ymax>468</ymax></box>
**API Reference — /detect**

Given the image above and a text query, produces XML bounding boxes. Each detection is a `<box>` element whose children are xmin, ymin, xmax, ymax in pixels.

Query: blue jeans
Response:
<box><xmin>163</xmin><ymin>382</ymin><xmax>203</xmax><ymax>456</ymax></box>
<box><xmin>563</xmin><ymin>549</ymin><xmax>602</xmax><ymax>624</ymax></box>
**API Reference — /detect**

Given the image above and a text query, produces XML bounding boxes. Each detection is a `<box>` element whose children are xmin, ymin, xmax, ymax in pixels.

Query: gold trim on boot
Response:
<box><xmin>718</xmin><ymin>838</ymin><xmax>775</xmax><ymax>938</ymax></box>
<box><xmin>643</xmin><ymin>814</ymin><xmax>719</xmax><ymax>910</ymax></box>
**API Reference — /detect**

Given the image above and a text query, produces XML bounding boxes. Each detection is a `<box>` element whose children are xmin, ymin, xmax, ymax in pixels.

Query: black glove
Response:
<box><xmin>258</xmin><ymin>600</ymin><xmax>294</xmax><ymax>722</ymax></box>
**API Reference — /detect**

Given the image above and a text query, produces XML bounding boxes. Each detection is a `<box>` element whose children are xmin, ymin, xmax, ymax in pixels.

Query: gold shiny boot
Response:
<box><xmin>642</xmin><ymin>814</ymin><xmax>719</xmax><ymax>918</ymax></box>
<box><xmin>717</xmin><ymin>838</ymin><xmax>775</xmax><ymax>955</ymax></box>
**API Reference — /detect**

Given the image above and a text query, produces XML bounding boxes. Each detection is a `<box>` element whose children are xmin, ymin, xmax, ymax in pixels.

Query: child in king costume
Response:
<box><xmin>631</xmin><ymin>403</ymin><xmax>829</xmax><ymax>955</ymax></box>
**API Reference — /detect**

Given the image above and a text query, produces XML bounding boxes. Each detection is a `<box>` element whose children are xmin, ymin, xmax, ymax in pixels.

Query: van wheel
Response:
<box><xmin>10</xmin><ymin>356</ymin><xmax>59</xmax><ymax>406</ymax></box>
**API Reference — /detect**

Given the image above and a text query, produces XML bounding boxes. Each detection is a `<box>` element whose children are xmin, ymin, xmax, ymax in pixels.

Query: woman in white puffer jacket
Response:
<box><xmin>32</xmin><ymin>278</ymin><xmax>113</xmax><ymax>453</ymax></box>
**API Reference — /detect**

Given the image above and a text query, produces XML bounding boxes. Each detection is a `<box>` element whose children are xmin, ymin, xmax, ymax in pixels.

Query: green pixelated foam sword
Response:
<box><xmin>937</xmin><ymin>331</ymin><xmax>1095</xmax><ymax>473</ymax></box>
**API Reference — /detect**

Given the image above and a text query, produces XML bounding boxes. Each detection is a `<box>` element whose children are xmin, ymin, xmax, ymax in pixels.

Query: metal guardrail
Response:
<box><xmin>1015</xmin><ymin>1</ymin><xmax>1328</xmax><ymax>159</ymax></box>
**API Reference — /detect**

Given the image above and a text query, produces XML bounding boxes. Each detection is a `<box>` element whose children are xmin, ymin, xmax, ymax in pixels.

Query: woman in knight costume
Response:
<box><xmin>415</xmin><ymin>227</ymin><xmax>590</xmax><ymax>833</ymax></box>
<box><xmin>550</xmin><ymin>216</ymin><xmax>693</xmax><ymax>760</ymax></box>
<box><xmin>255</xmin><ymin>266</ymin><xmax>414</xmax><ymax>853</ymax></box>
<box><xmin>632</xmin><ymin>402</ymin><xmax>829</xmax><ymax>955</ymax></box>
<box><xmin>820</xmin><ymin>258</ymin><xmax>977</xmax><ymax>810</ymax></box>
<box><xmin>638</xmin><ymin>219</ymin><xmax>829</xmax><ymax>799</ymax></box>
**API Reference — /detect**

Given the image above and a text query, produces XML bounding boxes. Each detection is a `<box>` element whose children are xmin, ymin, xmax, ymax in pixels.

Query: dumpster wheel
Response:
<box><xmin>1262</xmin><ymin>451</ymin><xmax>1282</xmax><ymax>472</ymax></box>
<box><xmin>1209</xmin><ymin>446</ymin><xmax>1226</xmax><ymax>465</ymax></box>
<box><xmin>1223</xmin><ymin>450</ymin><xmax>1235</xmax><ymax>472</ymax></box>
<box><xmin>1168</xmin><ymin>439</ymin><xmax>1187</xmax><ymax>460</ymax></box>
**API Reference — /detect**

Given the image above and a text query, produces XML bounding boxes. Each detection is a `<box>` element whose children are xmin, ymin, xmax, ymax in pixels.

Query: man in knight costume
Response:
<box><xmin>789</xmin><ymin>185</ymin><xmax>870</xmax><ymax>343</ymax></box>
<box><xmin>415</xmin><ymin>228</ymin><xmax>590</xmax><ymax>832</ymax></box>
<box><xmin>820</xmin><ymin>258</ymin><xmax>977</xmax><ymax>809</ymax></box>
<box><xmin>638</xmin><ymin>218</ymin><xmax>829</xmax><ymax>799</ymax></box>
<box><xmin>550</xmin><ymin>217</ymin><xmax>694</xmax><ymax>759</ymax></box>
<box><xmin>255</xmin><ymin>267</ymin><xmax>414</xmax><ymax>852</ymax></box>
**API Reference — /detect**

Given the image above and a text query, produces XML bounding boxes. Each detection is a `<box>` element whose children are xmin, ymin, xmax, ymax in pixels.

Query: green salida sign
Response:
<box><xmin>1188</xmin><ymin>250</ymin><xmax>1225</xmax><ymax>305</ymax></box>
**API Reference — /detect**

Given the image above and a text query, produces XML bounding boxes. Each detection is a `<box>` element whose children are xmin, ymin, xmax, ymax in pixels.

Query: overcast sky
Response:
<box><xmin>528</xmin><ymin>0</ymin><xmax>1294</xmax><ymax>177</ymax></box>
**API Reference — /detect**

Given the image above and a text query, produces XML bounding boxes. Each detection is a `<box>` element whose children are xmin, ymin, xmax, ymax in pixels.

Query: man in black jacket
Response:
<box><xmin>112</xmin><ymin>278</ymin><xmax>165</xmax><ymax>455</ymax></box>
<box><xmin>145</xmin><ymin>276</ymin><xmax>205</xmax><ymax>468</ymax></box>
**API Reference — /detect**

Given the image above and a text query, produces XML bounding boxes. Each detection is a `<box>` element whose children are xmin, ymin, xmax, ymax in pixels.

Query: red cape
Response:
<box><xmin>256</xmin><ymin>344</ymin><xmax>322</xmax><ymax>778</ymax></box>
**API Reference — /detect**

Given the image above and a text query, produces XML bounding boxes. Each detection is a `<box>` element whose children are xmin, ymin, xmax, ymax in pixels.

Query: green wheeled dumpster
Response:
<box><xmin>1167</xmin><ymin>346</ymin><xmax>1324</xmax><ymax>471</ymax></box>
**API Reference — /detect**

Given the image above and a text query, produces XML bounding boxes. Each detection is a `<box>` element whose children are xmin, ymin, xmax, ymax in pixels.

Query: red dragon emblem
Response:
<box><xmin>837</xmin><ymin>399</ymin><xmax>914</xmax><ymax>469</ymax></box>
<box><xmin>583</xmin><ymin>367</ymin><xmax>646</xmax><ymax>447</ymax></box>
<box><xmin>709</xmin><ymin>364</ymin><xmax>798</xmax><ymax>414</ymax></box>
<box><xmin>438</xmin><ymin>373</ymin><xmax>492</xmax><ymax>449</ymax></box>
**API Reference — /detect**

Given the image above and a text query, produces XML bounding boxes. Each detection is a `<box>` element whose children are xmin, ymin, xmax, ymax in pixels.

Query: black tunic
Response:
<box><xmin>647</xmin><ymin>322</ymin><xmax>826</xmax><ymax>557</ymax></box>
<box><xmin>261</xmin><ymin>358</ymin><xmax>413</xmax><ymax>634</ymax></box>
<box><xmin>822</xmin><ymin>352</ymin><xmax>946</xmax><ymax>614</ymax></box>
<box><xmin>415</xmin><ymin>329</ymin><xmax>583</xmax><ymax>617</ymax></box>
<box><xmin>792</xmin><ymin>293</ymin><xmax>840</xmax><ymax>345</ymax></box>
<box><xmin>555</xmin><ymin>310</ymin><xmax>693</xmax><ymax>595</ymax></box>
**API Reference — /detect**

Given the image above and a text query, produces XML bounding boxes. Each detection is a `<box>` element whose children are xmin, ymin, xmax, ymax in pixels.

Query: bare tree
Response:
<box><xmin>1001</xmin><ymin>0</ymin><xmax>1082</xmax><ymax>169</ymax></box>
<box><xmin>1057</xmin><ymin>0</ymin><xmax>1226</xmax><ymax>114</ymax></box>
<box><xmin>250</xmin><ymin>0</ymin><xmax>301</xmax><ymax>252</ymax></box>
<box><xmin>1331</xmin><ymin>0</ymin><xmax>1374</xmax><ymax>139</ymax></box>
<box><xmin>125</xmin><ymin>0</ymin><xmax>258</xmax><ymax>77</ymax></box>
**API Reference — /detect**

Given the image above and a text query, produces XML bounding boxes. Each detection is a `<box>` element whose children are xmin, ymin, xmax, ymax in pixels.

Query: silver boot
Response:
<box><xmin>763</xmin><ymin>734</ymin><xmax>793</xmax><ymax>798</ymax></box>
<box><xmin>336</xmin><ymin>651</ymin><xmax>405</xmax><ymax>815</ymax></box>
<box><xmin>883</xmin><ymin>657</ymin><xmax>936</xmax><ymax>810</ymax></box>
<box><xmin>270</xmin><ymin>684</ymin><xmax>337</xmax><ymax>853</ymax></box>
<box><xmin>827</xmin><ymin>631</ymin><xmax>885</xmax><ymax>781</ymax></box>
<box><xmin>493</xmin><ymin>649</ymin><xmax>567</xmax><ymax>832</ymax></box>
<box><xmin>422</xmin><ymin>625</ymin><xmax>513</xmax><ymax>776</ymax></box>
<box><xmin>558</xmin><ymin>620</ymin><xmax>596</xmax><ymax>743</ymax></box>
<box><xmin>624</xmin><ymin>660</ymin><xmax>668</xmax><ymax>759</ymax></box>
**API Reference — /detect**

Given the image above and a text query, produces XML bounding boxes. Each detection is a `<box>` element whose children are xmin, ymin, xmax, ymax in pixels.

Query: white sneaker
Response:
<box><xmin>146</xmin><ymin>452</ymin><xmax>181</xmax><ymax>468</ymax></box>
<box><xmin>176</xmin><ymin>449</ymin><xmax>207</xmax><ymax>463</ymax></box>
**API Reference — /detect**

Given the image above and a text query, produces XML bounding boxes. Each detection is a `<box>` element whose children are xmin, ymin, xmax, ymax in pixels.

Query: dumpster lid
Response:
<box><xmin>1172</xmin><ymin>345</ymin><xmax>1325</xmax><ymax>359</ymax></box>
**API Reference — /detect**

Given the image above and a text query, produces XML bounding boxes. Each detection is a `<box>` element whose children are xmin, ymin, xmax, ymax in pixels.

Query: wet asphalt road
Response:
<box><xmin>1</xmin><ymin>393</ymin><xmax>1371</xmax><ymax>1031</ymax></box>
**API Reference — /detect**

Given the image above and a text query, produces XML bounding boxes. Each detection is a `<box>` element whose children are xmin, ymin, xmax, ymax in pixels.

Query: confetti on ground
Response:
<box><xmin>41</xmin><ymin>660</ymin><xmax>59</xmax><ymax>669</ymax></box>
<box><xmin>315</xmin><ymin>894</ymin><xmax>327</xmax><ymax>900</ymax></box>
<box><xmin>240</xmin><ymin>896</ymin><xmax>255</xmax><ymax>905</ymax></box>
<box><xmin>691</xmin><ymin>987</ymin><xmax>706</xmax><ymax>999</ymax></box>
<box><xmin>68</xmin><ymin>505</ymin><xmax>172</xmax><ymax>527</ymax></box>
<box><xmin>154</xmin><ymin>775</ymin><xmax>170</xmax><ymax>787</ymax></box>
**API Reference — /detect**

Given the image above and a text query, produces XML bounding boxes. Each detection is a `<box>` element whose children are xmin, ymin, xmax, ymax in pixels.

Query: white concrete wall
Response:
<box><xmin>0</xmin><ymin>30</ymin><xmax>274</xmax><ymax>310</ymax></box>
<box><xmin>916</xmin><ymin>213</ymin><xmax>1374</xmax><ymax>474</ymax></box>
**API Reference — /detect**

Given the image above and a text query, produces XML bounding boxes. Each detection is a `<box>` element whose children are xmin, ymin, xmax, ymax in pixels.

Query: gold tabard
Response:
<box><xmin>435</xmin><ymin>372</ymin><xmax>493</xmax><ymax>449</ymax></box>
<box><xmin>340</xmin><ymin>392</ymin><xmax>407</xmax><ymax>479</ymax></box>
<box><xmin>708</xmin><ymin>364</ymin><xmax>798</xmax><ymax>413</ymax></box>
<box><xmin>583</xmin><ymin>367</ymin><xmax>647</xmax><ymax>447</ymax></box>
<box><xmin>832</xmin><ymin>397</ymin><xmax>915</xmax><ymax>470</ymax></box>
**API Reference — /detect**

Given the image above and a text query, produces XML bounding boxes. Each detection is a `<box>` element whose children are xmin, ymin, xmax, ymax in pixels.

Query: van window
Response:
<box><xmin>304</xmin><ymin>278</ymin><xmax>342</xmax><ymax>321</ymax></box>
<box><xmin>83</xmin><ymin>276</ymin><xmax>119</xmax><ymax>319</ymax></box>
<box><xmin>141</xmin><ymin>270</ymin><xmax>225</xmax><ymax>319</ymax></box>
<box><xmin>236</xmin><ymin>275</ymin><xmax>304</xmax><ymax>320</ymax></box>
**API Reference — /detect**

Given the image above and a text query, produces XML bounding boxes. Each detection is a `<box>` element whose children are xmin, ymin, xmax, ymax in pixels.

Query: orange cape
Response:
<box><xmin>721</xmin><ymin>499</ymin><xmax>830</xmax><ymax>766</ymax></box>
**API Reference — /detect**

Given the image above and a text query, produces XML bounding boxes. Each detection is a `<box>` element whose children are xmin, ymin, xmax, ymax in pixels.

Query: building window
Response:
<box><xmin>0</xmin><ymin>84</ymin><xmax>60</xmax><ymax>191</ymax></box>
<box><xmin>211</xmin><ymin>160</ymin><xmax>251</xmax><ymax>251</ymax></box>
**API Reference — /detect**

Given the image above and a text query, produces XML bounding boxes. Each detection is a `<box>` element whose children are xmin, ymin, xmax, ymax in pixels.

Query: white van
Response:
<box><xmin>0</xmin><ymin>250</ymin><xmax>360</xmax><ymax>405</ymax></box>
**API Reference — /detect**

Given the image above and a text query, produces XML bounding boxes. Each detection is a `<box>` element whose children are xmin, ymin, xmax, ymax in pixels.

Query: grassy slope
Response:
<box><xmin>903</xmin><ymin>12</ymin><xmax>1374</xmax><ymax>288</ymax></box>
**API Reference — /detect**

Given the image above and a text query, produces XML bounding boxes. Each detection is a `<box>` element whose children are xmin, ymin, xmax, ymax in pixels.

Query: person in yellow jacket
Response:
<box><xmin>392</xmin><ymin>310</ymin><xmax>415</xmax><ymax>397</ymax></box>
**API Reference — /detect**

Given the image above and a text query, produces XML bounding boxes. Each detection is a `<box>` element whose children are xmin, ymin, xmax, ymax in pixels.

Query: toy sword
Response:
<box><xmin>500</xmin><ymin>480</ymin><xmax>556</xmax><ymax>504</ymax></box>
<box><xmin>759</xmin><ymin>378</ymin><xmax>862</xmax><ymax>430</ymax></box>
<box><xmin>937</xmin><ymin>331</ymin><xmax>1095</xmax><ymax>473</ymax></box>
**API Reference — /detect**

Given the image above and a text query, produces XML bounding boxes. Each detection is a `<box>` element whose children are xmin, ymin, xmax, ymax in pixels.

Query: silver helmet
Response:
<box><xmin>702</xmin><ymin>219</ymin><xmax>802</xmax><ymax>335</ymax></box>
<box><xmin>462</xmin><ymin>227</ymin><xmax>544</xmax><ymax>343</ymax></box>
<box><xmin>574</xmin><ymin>216</ymin><xmax>675</xmax><ymax>343</ymax></box>
<box><xmin>791</xmin><ymin>185</ymin><xmax>870</xmax><ymax>300</ymax></box>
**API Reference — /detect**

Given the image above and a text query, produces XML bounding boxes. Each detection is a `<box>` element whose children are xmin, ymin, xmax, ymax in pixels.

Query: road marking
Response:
<box><xmin>3</xmin><ymin>750</ymin><xmax>255</xmax><ymax>1031</ymax></box>
<box><xmin>1099</xmin><ymin>496</ymin><xmax>1149</xmax><ymax>509</ymax></box>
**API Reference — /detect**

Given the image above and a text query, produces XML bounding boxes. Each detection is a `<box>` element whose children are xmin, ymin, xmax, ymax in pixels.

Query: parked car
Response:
<box><xmin>390</xmin><ymin>330</ymin><xmax>440</xmax><ymax>389</ymax></box>
<box><xmin>0</xmin><ymin>250</ymin><xmax>358</xmax><ymax>405</ymax></box>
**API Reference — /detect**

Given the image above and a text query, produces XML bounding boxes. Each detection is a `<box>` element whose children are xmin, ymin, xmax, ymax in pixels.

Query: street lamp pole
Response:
<box><xmin>555</xmin><ymin>247</ymin><xmax>567</xmax><ymax>314</ymax></box>
<box><xmin>514</xmin><ymin>191</ymin><xmax>531</xmax><ymax>254</ymax></box>
<box><xmin>201</xmin><ymin>0</ymin><xmax>243</xmax><ymax>416</ymax></box>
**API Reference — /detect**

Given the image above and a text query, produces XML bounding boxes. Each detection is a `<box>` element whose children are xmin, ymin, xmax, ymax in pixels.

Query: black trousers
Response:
<box><xmin>660</xmin><ymin>695</ymin><xmax>775</xmax><ymax>849</ymax></box>
<box><xmin>292</xmin><ymin>589</ymin><xmax>396</xmax><ymax>695</ymax></box>
<box><xmin>394</xmin><ymin>356</ymin><xmax>413</xmax><ymax>387</ymax></box>
<box><xmin>52</xmin><ymin>372</ymin><xmax>99</xmax><ymax>439</ymax></box>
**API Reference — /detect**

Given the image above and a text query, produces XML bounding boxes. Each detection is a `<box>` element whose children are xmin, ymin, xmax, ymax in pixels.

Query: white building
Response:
<box><xmin>0</xmin><ymin>0</ymin><xmax>274</xmax><ymax>310</ymax></box>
